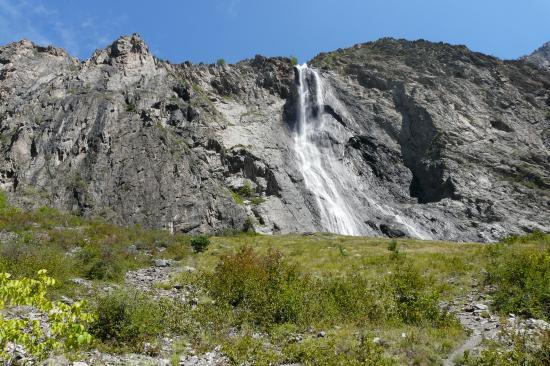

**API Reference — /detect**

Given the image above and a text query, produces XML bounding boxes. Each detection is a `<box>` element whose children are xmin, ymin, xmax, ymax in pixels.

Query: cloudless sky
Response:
<box><xmin>0</xmin><ymin>0</ymin><xmax>549</xmax><ymax>64</ymax></box>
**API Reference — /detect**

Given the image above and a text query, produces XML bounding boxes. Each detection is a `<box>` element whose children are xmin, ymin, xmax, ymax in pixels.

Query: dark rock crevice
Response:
<box><xmin>393</xmin><ymin>86</ymin><xmax>459</xmax><ymax>203</ymax></box>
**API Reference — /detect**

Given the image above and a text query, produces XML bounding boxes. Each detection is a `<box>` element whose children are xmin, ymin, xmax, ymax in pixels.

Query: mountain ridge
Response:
<box><xmin>0</xmin><ymin>34</ymin><xmax>548</xmax><ymax>241</ymax></box>
<box><xmin>522</xmin><ymin>41</ymin><xmax>550</xmax><ymax>70</ymax></box>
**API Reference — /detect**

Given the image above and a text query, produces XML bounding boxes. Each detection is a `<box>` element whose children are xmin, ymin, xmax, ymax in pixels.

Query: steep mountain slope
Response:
<box><xmin>523</xmin><ymin>41</ymin><xmax>550</xmax><ymax>70</ymax></box>
<box><xmin>0</xmin><ymin>35</ymin><xmax>548</xmax><ymax>241</ymax></box>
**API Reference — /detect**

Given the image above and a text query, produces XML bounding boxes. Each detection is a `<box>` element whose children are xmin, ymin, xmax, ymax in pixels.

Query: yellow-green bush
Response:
<box><xmin>0</xmin><ymin>270</ymin><xmax>94</xmax><ymax>362</ymax></box>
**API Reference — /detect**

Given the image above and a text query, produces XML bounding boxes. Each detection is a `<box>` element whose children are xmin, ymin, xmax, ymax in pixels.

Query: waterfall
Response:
<box><xmin>293</xmin><ymin>64</ymin><xmax>359</xmax><ymax>235</ymax></box>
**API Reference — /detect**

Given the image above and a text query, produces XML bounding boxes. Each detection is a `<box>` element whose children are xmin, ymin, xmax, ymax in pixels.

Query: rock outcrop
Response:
<box><xmin>523</xmin><ymin>41</ymin><xmax>550</xmax><ymax>70</ymax></box>
<box><xmin>0</xmin><ymin>34</ymin><xmax>548</xmax><ymax>241</ymax></box>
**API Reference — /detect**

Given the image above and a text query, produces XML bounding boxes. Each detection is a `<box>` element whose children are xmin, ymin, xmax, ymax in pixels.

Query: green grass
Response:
<box><xmin>0</xmin><ymin>191</ymin><xmax>548</xmax><ymax>364</ymax></box>
<box><xmin>0</xmin><ymin>193</ymin><xmax>192</xmax><ymax>297</ymax></box>
<box><xmin>163</xmin><ymin>236</ymin><xmax>479</xmax><ymax>364</ymax></box>
<box><xmin>230</xmin><ymin>190</ymin><xmax>244</xmax><ymax>205</ymax></box>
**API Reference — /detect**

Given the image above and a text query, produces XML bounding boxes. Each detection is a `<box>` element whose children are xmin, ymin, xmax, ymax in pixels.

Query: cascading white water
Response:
<box><xmin>293</xmin><ymin>64</ymin><xmax>359</xmax><ymax>235</ymax></box>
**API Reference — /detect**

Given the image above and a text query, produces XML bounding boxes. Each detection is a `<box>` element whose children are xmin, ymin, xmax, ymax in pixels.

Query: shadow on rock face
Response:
<box><xmin>393</xmin><ymin>86</ymin><xmax>460</xmax><ymax>204</ymax></box>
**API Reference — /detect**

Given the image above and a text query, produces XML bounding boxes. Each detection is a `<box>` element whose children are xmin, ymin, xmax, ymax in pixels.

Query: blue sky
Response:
<box><xmin>0</xmin><ymin>0</ymin><xmax>549</xmax><ymax>63</ymax></box>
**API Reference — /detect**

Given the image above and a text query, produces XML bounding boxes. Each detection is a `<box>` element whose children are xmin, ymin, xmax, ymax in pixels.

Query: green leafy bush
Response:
<box><xmin>290</xmin><ymin>56</ymin><xmax>298</xmax><ymax>66</ymax></box>
<box><xmin>484</xmin><ymin>232</ymin><xmax>550</xmax><ymax>320</ymax></box>
<box><xmin>80</xmin><ymin>245</ymin><xmax>123</xmax><ymax>281</ymax></box>
<box><xmin>0</xmin><ymin>191</ymin><xmax>191</xmax><ymax>288</ymax></box>
<box><xmin>216</xmin><ymin>58</ymin><xmax>226</xmax><ymax>66</ymax></box>
<box><xmin>207</xmin><ymin>247</ymin><xmax>305</xmax><ymax>326</ymax></box>
<box><xmin>190</xmin><ymin>235</ymin><xmax>210</xmax><ymax>253</ymax></box>
<box><xmin>0</xmin><ymin>270</ymin><xmax>94</xmax><ymax>362</ymax></box>
<box><xmin>91</xmin><ymin>290</ymin><xmax>171</xmax><ymax>350</ymax></box>
<box><xmin>388</xmin><ymin>265</ymin><xmax>447</xmax><ymax>325</ymax></box>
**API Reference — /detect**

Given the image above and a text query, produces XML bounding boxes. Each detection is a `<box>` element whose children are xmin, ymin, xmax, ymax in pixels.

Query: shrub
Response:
<box><xmin>250</xmin><ymin>197</ymin><xmax>265</xmax><ymax>205</ymax></box>
<box><xmin>80</xmin><ymin>246</ymin><xmax>123</xmax><ymax>281</ymax></box>
<box><xmin>216</xmin><ymin>58</ymin><xmax>226</xmax><ymax>66</ymax></box>
<box><xmin>238</xmin><ymin>181</ymin><xmax>254</xmax><ymax>198</ymax></box>
<box><xmin>125</xmin><ymin>102</ymin><xmax>136</xmax><ymax>113</ymax></box>
<box><xmin>91</xmin><ymin>290</ymin><xmax>167</xmax><ymax>350</ymax></box>
<box><xmin>312</xmin><ymin>274</ymin><xmax>385</xmax><ymax>324</ymax></box>
<box><xmin>230</xmin><ymin>190</ymin><xmax>244</xmax><ymax>205</ymax></box>
<box><xmin>0</xmin><ymin>239</ymin><xmax>77</xmax><ymax>283</ymax></box>
<box><xmin>0</xmin><ymin>191</ymin><xmax>12</xmax><ymax>215</ymax></box>
<box><xmin>484</xmin><ymin>232</ymin><xmax>550</xmax><ymax>320</ymax></box>
<box><xmin>207</xmin><ymin>247</ymin><xmax>306</xmax><ymax>327</ymax></box>
<box><xmin>86</xmin><ymin>260</ymin><xmax>116</xmax><ymax>280</ymax></box>
<box><xmin>0</xmin><ymin>270</ymin><xmax>94</xmax><ymax>362</ymax></box>
<box><xmin>387</xmin><ymin>240</ymin><xmax>399</xmax><ymax>258</ymax></box>
<box><xmin>243</xmin><ymin>217</ymin><xmax>255</xmax><ymax>233</ymax></box>
<box><xmin>387</xmin><ymin>264</ymin><xmax>448</xmax><ymax>326</ymax></box>
<box><xmin>284</xmin><ymin>333</ymin><xmax>393</xmax><ymax>366</ymax></box>
<box><xmin>190</xmin><ymin>235</ymin><xmax>210</xmax><ymax>253</ymax></box>
<box><xmin>290</xmin><ymin>56</ymin><xmax>298</xmax><ymax>66</ymax></box>
<box><xmin>206</xmin><ymin>247</ymin><xmax>450</xmax><ymax>330</ymax></box>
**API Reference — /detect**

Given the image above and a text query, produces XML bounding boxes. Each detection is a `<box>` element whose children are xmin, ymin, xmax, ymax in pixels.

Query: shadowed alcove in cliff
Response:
<box><xmin>393</xmin><ymin>86</ymin><xmax>459</xmax><ymax>204</ymax></box>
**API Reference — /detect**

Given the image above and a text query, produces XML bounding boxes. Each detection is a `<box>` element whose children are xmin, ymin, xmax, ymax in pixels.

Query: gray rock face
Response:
<box><xmin>523</xmin><ymin>41</ymin><xmax>550</xmax><ymax>70</ymax></box>
<box><xmin>0</xmin><ymin>35</ymin><xmax>548</xmax><ymax>241</ymax></box>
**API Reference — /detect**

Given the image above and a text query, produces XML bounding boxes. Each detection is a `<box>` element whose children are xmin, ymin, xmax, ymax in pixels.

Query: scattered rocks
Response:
<box><xmin>154</xmin><ymin>259</ymin><xmax>170</xmax><ymax>268</ymax></box>
<box><xmin>60</xmin><ymin>296</ymin><xmax>74</xmax><ymax>305</ymax></box>
<box><xmin>474</xmin><ymin>303</ymin><xmax>488</xmax><ymax>311</ymax></box>
<box><xmin>4</xmin><ymin>342</ymin><xmax>32</xmax><ymax>365</ymax></box>
<box><xmin>79</xmin><ymin>350</ymin><xmax>171</xmax><ymax>366</ymax></box>
<box><xmin>444</xmin><ymin>292</ymin><xmax>550</xmax><ymax>365</ymax></box>
<box><xmin>179</xmin><ymin>347</ymin><xmax>227</xmax><ymax>366</ymax></box>
<box><xmin>124</xmin><ymin>262</ymin><xmax>188</xmax><ymax>301</ymax></box>
<box><xmin>182</xmin><ymin>266</ymin><xmax>197</xmax><ymax>273</ymax></box>
<box><xmin>71</xmin><ymin>278</ymin><xmax>93</xmax><ymax>289</ymax></box>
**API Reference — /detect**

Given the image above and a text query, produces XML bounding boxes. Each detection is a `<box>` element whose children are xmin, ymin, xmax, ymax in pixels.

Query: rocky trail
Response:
<box><xmin>443</xmin><ymin>290</ymin><xmax>550</xmax><ymax>365</ymax></box>
<box><xmin>124</xmin><ymin>259</ymin><xmax>188</xmax><ymax>300</ymax></box>
<box><xmin>442</xmin><ymin>293</ymin><xmax>499</xmax><ymax>365</ymax></box>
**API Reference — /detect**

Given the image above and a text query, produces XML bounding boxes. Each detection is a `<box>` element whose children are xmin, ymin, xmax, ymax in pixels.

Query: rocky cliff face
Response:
<box><xmin>0</xmin><ymin>35</ymin><xmax>548</xmax><ymax>241</ymax></box>
<box><xmin>523</xmin><ymin>41</ymin><xmax>550</xmax><ymax>70</ymax></box>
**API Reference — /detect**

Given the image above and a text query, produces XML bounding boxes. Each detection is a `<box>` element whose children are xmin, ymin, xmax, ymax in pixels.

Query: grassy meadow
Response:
<box><xmin>0</xmin><ymin>193</ymin><xmax>548</xmax><ymax>365</ymax></box>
